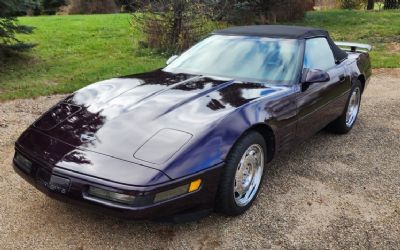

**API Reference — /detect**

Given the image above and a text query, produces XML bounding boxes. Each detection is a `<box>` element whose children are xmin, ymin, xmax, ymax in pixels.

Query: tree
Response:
<box><xmin>232</xmin><ymin>0</ymin><xmax>310</xmax><ymax>23</ymax></box>
<box><xmin>339</xmin><ymin>0</ymin><xmax>363</xmax><ymax>9</ymax></box>
<box><xmin>41</xmin><ymin>0</ymin><xmax>67</xmax><ymax>14</ymax></box>
<box><xmin>115</xmin><ymin>0</ymin><xmax>143</xmax><ymax>12</ymax></box>
<box><xmin>132</xmin><ymin>0</ymin><xmax>215</xmax><ymax>53</ymax></box>
<box><xmin>384</xmin><ymin>0</ymin><xmax>399</xmax><ymax>8</ymax></box>
<box><xmin>65</xmin><ymin>0</ymin><xmax>119</xmax><ymax>14</ymax></box>
<box><xmin>0</xmin><ymin>0</ymin><xmax>35</xmax><ymax>58</ymax></box>
<box><xmin>131</xmin><ymin>0</ymin><xmax>310</xmax><ymax>54</ymax></box>
<box><xmin>367</xmin><ymin>0</ymin><xmax>375</xmax><ymax>9</ymax></box>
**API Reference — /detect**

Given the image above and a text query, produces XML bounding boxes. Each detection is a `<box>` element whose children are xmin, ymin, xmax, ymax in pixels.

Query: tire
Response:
<box><xmin>328</xmin><ymin>80</ymin><xmax>362</xmax><ymax>134</ymax></box>
<box><xmin>215</xmin><ymin>131</ymin><xmax>267</xmax><ymax>216</ymax></box>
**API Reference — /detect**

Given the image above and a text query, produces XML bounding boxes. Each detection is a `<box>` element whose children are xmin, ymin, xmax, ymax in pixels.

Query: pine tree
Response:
<box><xmin>0</xmin><ymin>0</ymin><xmax>36</xmax><ymax>57</ymax></box>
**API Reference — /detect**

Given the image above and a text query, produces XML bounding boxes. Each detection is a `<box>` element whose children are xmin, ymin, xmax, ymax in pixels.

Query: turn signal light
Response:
<box><xmin>189</xmin><ymin>179</ymin><xmax>202</xmax><ymax>192</ymax></box>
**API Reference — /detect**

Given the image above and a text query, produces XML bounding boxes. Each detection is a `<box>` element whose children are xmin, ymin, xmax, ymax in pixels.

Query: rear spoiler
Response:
<box><xmin>335</xmin><ymin>42</ymin><xmax>372</xmax><ymax>53</ymax></box>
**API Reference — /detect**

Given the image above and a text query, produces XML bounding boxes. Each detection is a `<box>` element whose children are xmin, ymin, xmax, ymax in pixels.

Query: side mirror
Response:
<box><xmin>302</xmin><ymin>69</ymin><xmax>330</xmax><ymax>84</ymax></box>
<box><xmin>166</xmin><ymin>55</ymin><xmax>179</xmax><ymax>65</ymax></box>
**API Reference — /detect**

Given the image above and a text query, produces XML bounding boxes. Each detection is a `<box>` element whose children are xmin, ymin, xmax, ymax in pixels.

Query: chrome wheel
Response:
<box><xmin>346</xmin><ymin>87</ymin><xmax>361</xmax><ymax>127</ymax></box>
<box><xmin>234</xmin><ymin>144</ymin><xmax>264</xmax><ymax>207</ymax></box>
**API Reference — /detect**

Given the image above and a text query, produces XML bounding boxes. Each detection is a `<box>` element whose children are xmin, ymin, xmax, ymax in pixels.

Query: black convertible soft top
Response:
<box><xmin>213</xmin><ymin>25</ymin><xmax>348</xmax><ymax>62</ymax></box>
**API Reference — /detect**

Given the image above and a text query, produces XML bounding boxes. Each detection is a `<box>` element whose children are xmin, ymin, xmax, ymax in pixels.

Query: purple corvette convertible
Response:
<box><xmin>13</xmin><ymin>25</ymin><xmax>372</xmax><ymax>221</ymax></box>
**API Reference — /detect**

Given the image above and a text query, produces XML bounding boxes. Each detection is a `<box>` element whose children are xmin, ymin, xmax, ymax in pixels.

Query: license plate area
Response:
<box><xmin>37</xmin><ymin>169</ymin><xmax>71</xmax><ymax>195</ymax></box>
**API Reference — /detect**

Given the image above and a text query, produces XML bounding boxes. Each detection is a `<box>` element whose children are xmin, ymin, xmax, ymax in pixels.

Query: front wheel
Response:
<box><xmin>328</xmin><ymin>81</ymin><xmax>362</xmax><ymax>134</ymax></box>
<box><xmin>216</xmin><ymin>131</ymin><xmax>266</xmax><ymax>216</ymax></box>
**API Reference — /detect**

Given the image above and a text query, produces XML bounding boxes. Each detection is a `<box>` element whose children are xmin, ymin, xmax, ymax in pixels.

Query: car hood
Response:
<box><xmin>31</xmin><ymin>69</ymin><xmax>286</xmax><ymax>173</ymax></box>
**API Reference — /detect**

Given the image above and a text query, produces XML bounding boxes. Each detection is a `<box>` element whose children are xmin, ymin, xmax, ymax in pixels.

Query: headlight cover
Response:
<box><xmin>14</xmin><ymin>152</ymin><xmax>33</xmax><ymax>174</ymax></box>
<box><xmin>87</xmin><ymin>179</ymin><xmax>202</xmax><ymax>206</ymax></box>
<box><xmin>154</xmin><ymin>184</ymin><xmax>189</xmax><ymax>203</ymax></box>
<box><xmin>88</xmin><ymin>186</ymin><xmax>136</xmax><ymax>205</ymax></box>
<box><xmin>154</xmin><ymin>179</ymin><xmax>202</xmax><ymax>203</ymax></box>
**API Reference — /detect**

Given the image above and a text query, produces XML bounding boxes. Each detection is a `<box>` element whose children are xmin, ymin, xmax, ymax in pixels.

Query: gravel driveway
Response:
<box><xmin>0</xmin><ymin>69</ymin><xmax>399</xmax><ymax>249</ymax></box>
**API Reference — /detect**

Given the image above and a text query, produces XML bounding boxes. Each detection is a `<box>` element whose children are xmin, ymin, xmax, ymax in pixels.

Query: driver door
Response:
<box><xmin>296</xmin><ymin>37</ymin><xmax>351</xmax><ymax>141</ymax></box>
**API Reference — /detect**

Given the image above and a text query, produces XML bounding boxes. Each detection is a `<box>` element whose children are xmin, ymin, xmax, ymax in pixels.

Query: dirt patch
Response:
<box><xmin>0</xmin><ymin>71</ymin><xmax>399</xmax><ymax>249</ymax></box>
<box><xmin>373</xmin><ymin>68</ymin><xmax>400</xmax><ymax>78</ymax></box>
<box><xmin>387</xmin><ymin>42</ymin><xmax>400</xmax><ymax>53</ymax></box>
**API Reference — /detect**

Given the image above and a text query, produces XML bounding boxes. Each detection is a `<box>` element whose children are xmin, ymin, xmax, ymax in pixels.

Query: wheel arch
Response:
<box><xmin>238</xmin><ymin>123</ymin><xmax>276</xmax><ymax>163</ymax></box>
<box><xmin>357</xmin><ymin>74</ymin><xmax>366</xmax><ymax>93</ymax></box>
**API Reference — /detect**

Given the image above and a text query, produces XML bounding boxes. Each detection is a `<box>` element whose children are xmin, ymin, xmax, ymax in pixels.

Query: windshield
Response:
<box><xmin>164</xmin><ymin>35</ymin><xmax>302</xmax><ymax>84</ymax></box>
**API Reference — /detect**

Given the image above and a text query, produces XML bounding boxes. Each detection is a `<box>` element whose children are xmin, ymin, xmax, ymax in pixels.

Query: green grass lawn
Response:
<box><xmin>0</xmin><ymin>10</ymin><xmax>399</xmax><ymax>101</ymax></box>
<box><xmin>0</xmin><ymin>14</ymin><xmax>165</xmax><ymax>101</ymax></box>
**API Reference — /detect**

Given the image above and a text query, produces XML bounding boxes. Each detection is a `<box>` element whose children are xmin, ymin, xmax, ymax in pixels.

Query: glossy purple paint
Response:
<box><xmin>13</xmin><ymin>36</ymin><xmax>372</xmax><ymax>220</ymax></box>
<box><xmin>21</xmin><ymin>70</ymin><xmax>298</xmax><ymax>181</ymax></box>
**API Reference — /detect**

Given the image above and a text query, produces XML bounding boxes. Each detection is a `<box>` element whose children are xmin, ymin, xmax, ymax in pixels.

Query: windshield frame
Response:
<box><xmin>163</xmin><ymin>35</ymin><xmax>305</xmax><ymax>85</ymax></box>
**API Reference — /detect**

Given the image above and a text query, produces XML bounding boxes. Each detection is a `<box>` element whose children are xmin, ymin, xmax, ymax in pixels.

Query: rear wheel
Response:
<box><xmin>216</xmin><ymin>131</ymin><xmax>266</xmax><ymax>216</ymax></box>
<box><xmin>328</xmin><ymin>81</ymin><xmax>362</xmax><ymax>134</ymax></box>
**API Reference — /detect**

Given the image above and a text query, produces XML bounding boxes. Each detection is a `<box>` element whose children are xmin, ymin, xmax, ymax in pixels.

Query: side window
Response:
<box><xmin>303</xmin><ymin>38</ymin><xmax>336</xmax><ymax>71</ymax></box>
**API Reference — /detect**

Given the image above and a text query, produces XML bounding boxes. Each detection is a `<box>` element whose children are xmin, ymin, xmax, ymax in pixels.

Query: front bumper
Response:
<box><xmin>13</xmin><ymin>149</ymin><xmax>223</xmax><ymax>220</ymax></box>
